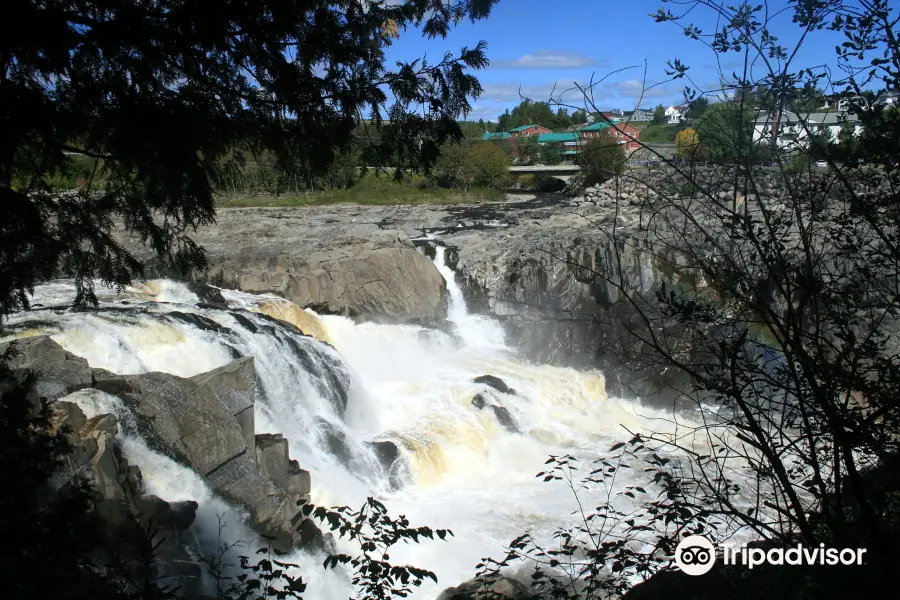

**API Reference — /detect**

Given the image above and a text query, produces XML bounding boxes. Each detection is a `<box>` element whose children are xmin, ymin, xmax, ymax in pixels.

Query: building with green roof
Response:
<box><xmin>482</xmin><ymin>131</ymin><xmax>509</xmax><ymax>141</ymax></box>
<box><xmin>537</xmin><ymin>132</ymin><xmax>580</xmax><ymax>143</ymax></box>
<box><xmin>578</xmin><ymin>121</ymin><xmax>614</xmax><ymax>132</ymax></box>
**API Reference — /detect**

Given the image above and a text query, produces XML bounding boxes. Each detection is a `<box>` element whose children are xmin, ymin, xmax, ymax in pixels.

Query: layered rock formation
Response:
<box><xmin>2</xmin><ymin>335</ymin><xmax>322</xmax><ymax>554</ymax></box>
<box><xmin>133</xmin><ymin>223</ymin><xmax>449</xmax><ymax>326</ymax></box>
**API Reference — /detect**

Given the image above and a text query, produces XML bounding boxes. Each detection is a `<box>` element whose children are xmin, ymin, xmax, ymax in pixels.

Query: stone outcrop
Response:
<box><xmin>51</xmin><ymin>399</ymin><xmax>146</xmax><ymax>529</ymax></box>
<box><xmin>437</xmin><ymin>576</ymin><xmax>532</xmax><ymax>600</ymax></box>
<box><xmin>9</xmin><ymin>335</ymin><xmax>321</xmax><ymax>554</ymax></box>
<box><xmin>132</xmin><ymin>224</ymin><xmax>449</xmax><ymax>325</ymax></box>
<box><xmin>469</xmin><ymin>393</ymin><xmax>520</xmax><ymax>433</ymax></box>
<box><xmin>50</xmin><ymin>399</ymin><xmax>204</xmax><ymax>596</ymax></box>
<box><xmin>474</xmin><ymin>375</ymin><xmax>517</xmax><ymax>395</ymax></box>
<box><xmin>3</xmin><ymin>335</ymin><xmax>93</xmax><ymax>400</ymax></box>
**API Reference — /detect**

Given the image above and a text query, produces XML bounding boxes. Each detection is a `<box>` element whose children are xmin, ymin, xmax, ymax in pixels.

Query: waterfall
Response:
<box><xmin>432</xmin><ymin>245</ymin><xmax>506</xmax><ymax>349</ymax></box>
<box><xmin>3</xmin><ymin>268</ymin><xmax>740</xmax><ymax>598</ymax></box>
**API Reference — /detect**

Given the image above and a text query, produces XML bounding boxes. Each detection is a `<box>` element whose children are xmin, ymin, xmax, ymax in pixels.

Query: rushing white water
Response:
<box><xmin>1</xmin><ymin>248</ymin><xmax>739</xmax><ymax>598</ymax></box>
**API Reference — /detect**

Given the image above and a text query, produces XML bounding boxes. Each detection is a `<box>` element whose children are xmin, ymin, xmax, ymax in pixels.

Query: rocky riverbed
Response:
<box><xmin>133</xmin><ymin>181</ymin><xmax>672</xmax><ymax>400</ymax></box>
<box><xmin>131</xmin><ymin>164</ymin><xmax>886</xmax><ymax>403</ymax></box>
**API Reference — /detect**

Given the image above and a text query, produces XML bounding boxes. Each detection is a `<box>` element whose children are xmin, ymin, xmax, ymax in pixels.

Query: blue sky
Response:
<box><xmin>382</xmin><ymin>0</ymin><xmax>853</xmax><ymax>122</ymax></box>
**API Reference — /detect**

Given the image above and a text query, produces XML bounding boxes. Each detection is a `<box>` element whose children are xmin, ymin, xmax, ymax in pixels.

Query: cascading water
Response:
<box><xmin>2</xmin><ymin>253</ymin><xmax>747</xmax><ymax>598</ymax></box>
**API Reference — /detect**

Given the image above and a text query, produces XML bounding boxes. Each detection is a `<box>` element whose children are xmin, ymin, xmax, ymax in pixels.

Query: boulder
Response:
<box><xmin>490</xmin><ymin>406</ymin><xmax>520</xmax><ymax>433</ymax></box>
<box><xmin>52</xmin><ymin>401</ymin><xmax>143</xmax><ymax>530</ymax></box>
<box><xmin>256</xmin><ymin>433</ymin><xmax>311</xmax><ymax>497</ymax></box>
<box><xmin>365</xmin><ymin>440</ymin><xmax>405</xmax><ymax>489</ymax></box>
<box><xmin>471</xmin><ymin>393</ymin><xmax>488</xmax><ymax>410</ymax></box>
<box><xmin>156</xmin><ymin>224</ymin><xmax>451</xmax><ymax>325</ymax></box>
<box><xmin>92</xmin><ymin>368</ymin><xmax>139</xmax><ymax>395</ymax></box>
<box><xmin>474</xmin><ymin>375</ymin><xmax>517</xmax><ymax>396</ymax></box>
<box><xmin>190</xmin><ymin>357</ymin><xmax>259</xmax><ymax>453</ymax></box>
<box><xmin>205</xmin><ymin>449</ymin><xmax>304</xmax><ymax>552</ymax></box>
<box><xmin>109</xmin><ymin>358</ymin><xmax>311</xmax><ymax>552</ymax></box>
<box><xmin>315</xmin><ymin>417</ymin><xmax>354</xmax><ymax>464</ymax></box>
<box><xmin>138</xmin><ymin>495</ymin><xmax>199</xmax><ymax>532</ymax></box>
<box><xmin>437</xmin><ymin>576</ymin><xmax>532</xmax><ymax>600</ymax></box>
<box><xmin>295</xmin><ymin>516</ymin><xmax>337</xmax><ymax>555</ymax></box>
<box><xmin>1</xmin><ymin>336</ymin><xmax>92</xmax><ymax>400</ymax></box>
<box><xmin>189</xmin><ymin>281</ymin><xmax>229</xmax><ymax>309</ymax></box>
<box><xmin>120</xmin><ymin>369</ymin><xmax>249</xmax><ymax>477</ymax></box>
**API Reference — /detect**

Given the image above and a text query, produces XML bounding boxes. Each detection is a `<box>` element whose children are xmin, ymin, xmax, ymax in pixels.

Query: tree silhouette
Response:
<box><xmin>1</xmin><ymin>0</ymin><xmax>498</xmax><ymax>318</ymax></box>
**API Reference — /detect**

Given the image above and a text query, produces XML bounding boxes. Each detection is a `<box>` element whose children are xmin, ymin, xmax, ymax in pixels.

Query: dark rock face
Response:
<box><xmin>115</xmin><ymin>359</ymin><xmax>310</xmax><ymax>552</ymax></box>
<box><xmin>14</xmin><ymin>336</ymin><xmax>315</xmax><ymax>553</ymax></box>
<box><xmin>165</xmin><ymin>310</ymin><xmax>232</xmax><ymax>334</ymax></box>
<box><xmin>119</xmin><ymin>369</ymin><xmax>251</xmax><ymax>477</ymax></box>
<box><xmin>490</xmin><ymin>406</ymin><xmax>520</xmax><ymax>433</ymax></box>
<box><xmin>469</xmin><ymin>393</ymin><xmax>519</xmax><ymax>433</ymax></box>
<box><xmin>2</xmin><ymin>336</ymin><xmax>92</xmax><ymax>400</ymax></box>
<box><xmin>315</xmin><ymin>417</ymin><xmax>353</xmax><ymax>464</ymax></box>
<box><xmin>474</xmin><ymin>375</ymin><xmax>517</xmax><ymax>395</ymax></box>
<box><xmin>138</xmin><ymin>496</ymin><xmax>199</xmax><ymax>532</ymax></box>
<box><xmin>437</xmin><ymin>576</ymin><xmax>532</xmax><ymax>600</ymax></box>
<box><xmin>132</xmin><ymin>227</ymin><xmax>449</xmax><ymax>325</ymax></box>
<box><xmin>365</xmin><ymin>440</ymin><xmax>406</xmax><ymax>489</ymax></box>
<box><xmin>52</xmin><ymin>400</ymin><xmax>144</xmax><ymax>530</ymax></box>
<box><xmin>189</xmin><ymin>282</ymin><xmax>229</xmax><ymax>310</ymax></box>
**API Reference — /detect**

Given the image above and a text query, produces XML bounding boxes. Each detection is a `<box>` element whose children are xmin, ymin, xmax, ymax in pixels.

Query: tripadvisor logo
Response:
<box><xmin>674</xmin><ymin>535</ymin><xmax>867</xmax><ymax>576</ymax></box>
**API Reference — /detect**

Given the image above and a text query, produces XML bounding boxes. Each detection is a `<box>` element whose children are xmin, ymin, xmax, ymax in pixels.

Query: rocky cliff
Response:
<box><xmin>130</xmin><ymin>220</ymin><xmax>449</xmax><ymax>326</ymax></box>
<box><xmin>2</xmin><ymin>335</ymin><xmax>326</xmax><ymax>560</ymax></box>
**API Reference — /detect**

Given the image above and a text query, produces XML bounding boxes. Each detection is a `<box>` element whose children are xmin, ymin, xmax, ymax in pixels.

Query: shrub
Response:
<box><xmin>578</xmin><ymin>133</ymin><xmax>626</xmax><ymax>186</ymax></box>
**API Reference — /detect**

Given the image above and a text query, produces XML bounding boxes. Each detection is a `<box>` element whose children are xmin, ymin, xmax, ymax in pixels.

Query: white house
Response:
<box><xmin>878</xmin><ymin>90</ymin><xmax>900</xmax><ymax>107</ymax></box>
<box><xmin>752</xmin><ymin>110</ymin><xmax>863</xmax><ymax>149</ymax></box>
<box><xmin>665</xmin><ymin>105</ymin><xmax>685</xmax><ymax>124</ymax></box>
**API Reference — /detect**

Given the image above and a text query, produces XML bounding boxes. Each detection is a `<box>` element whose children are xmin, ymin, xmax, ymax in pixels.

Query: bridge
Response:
<box><xmin>508</xmin><ymin>164</ymin><xmax>582</xmax><ymax>182</ymax></box>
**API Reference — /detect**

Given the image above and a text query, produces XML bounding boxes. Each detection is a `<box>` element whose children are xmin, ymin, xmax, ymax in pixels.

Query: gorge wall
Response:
<box><xmin>120</xmin><ymin>166</ymin><xmax>845</xmax><ymax>402</ymax></box>
<box><xmin>1</xmin><ymin>334</ymin><xmax>332</xmax><ymax>593</ymax></box>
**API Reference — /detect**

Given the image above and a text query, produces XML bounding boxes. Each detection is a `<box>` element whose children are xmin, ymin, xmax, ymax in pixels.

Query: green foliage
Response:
<box><xmin>515</xmin><ymin>136</ymin><xmax>541</xmax><ymax>164</ymax></box>
<box><xmin>431</xmin><ymin>141</ymin><xmax>509</xmax><ymax>191</ymax></box>
<box><xmin>303</xmin><ymin>497</ymin><xmax>451</xmax><ymax>600</ymax></box>
<box><xmin>469</xmin><ymin>142</ymin><xmax>511</xmax><ymax>189</ymax></box>
<box><xmin>695</xmin><ymin>103</ymin><xmax>754</xmax><ymax>163</ymax></box>
<box><xmin>684</xmin><ymin>97</ymin><xmax>709</xmax><ymax>121</ymax></box>
<box><xmin>1</xmin><ymin>0</ymin><xmax>498</xmax><ymax>318</ymax></box>
<box><xmin>639</xmin><ymin>125</ymin><xmax>679</xmax><ymax>143</ymax></box>
<box><xmin>495</xmin><ymin>100</ymin><xmax>575</xmax><ymax>132</ymax></box>
<box><xmin>788</xmin><ymin>152</ymin><xmax>812</xmax><ymax>173</ymax></box>
<box><xmin>807</xmin><ymin>129</ymin><xmax>834</xmax><ymax>161</ymax></box>
<box><xmin>458</xmin><ymin>121</ymin><xmax>489</xmax><ymax>140</ymax></box>
<box><xmin>541</xmin><ymin>145</ymin><xmax>563</xmax><ymax>166</ymax></box>
<box><xmin>652</xmin><ymin>105</ymin><xmax>667</xmax><ymax>125</ymax></box>
<box><xmin>579</xmin><ymin>134</ymin><xmax>626</xmax><ymax>187</ymax></box>
<box><xmin>572</xmin><ymin>110</ymin><xmax>589</xmax><ymax>125</ymax></box>
<box><xmin>433</xmin><ymin>142</ymin><xmax>476</xmax><ymax>189</ymax></box>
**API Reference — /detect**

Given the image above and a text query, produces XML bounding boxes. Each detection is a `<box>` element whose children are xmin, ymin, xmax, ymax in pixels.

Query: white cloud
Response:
<box><xmin>481</xmin><ymin>80</ymin><xmax>601</xmax><ymax>105</ymax></box>
<box><xmin>492</xmin><ymin>50</ymin><xmax>601</xmax><ymax>69</ymax></box>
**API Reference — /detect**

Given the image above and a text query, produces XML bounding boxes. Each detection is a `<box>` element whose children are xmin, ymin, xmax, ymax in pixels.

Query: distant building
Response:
<box><xmin>507</xmin><ymin>124</ymin><xmax>553</xmax><ymax>138</ymax></box>
<box><xmin>608</xmin><ymin>122</ymin><xmax>642</xmax><ymax>151</ymax></box>
<box><xmin>482</xmin><ymin>131</ymin><xmax>510</xmax><ymax>141</ymax></box>
<box><xmin>665</xmin><ymin>105</ymin><xmax>685</xmax><ymax>124</ymax></box>
<box><xmin>878</xmin><ymin>90</ymin><xmax>900</xmax><ymax>107</ymax></box>
<box><xmin>752</xmin><ymin>109</ymin><xmax>863</xmax><ymax>149</ymax></box>
<box><xmin>624</xmin><ymin>108</ymin><xmax>653</xmax><ymax>122</ymax></box>
<box><xmin>818</xmin><ymin>94</ymin><xmax>872</xmax><ymax>112</ymax></box>
<box><xmin>577</xmin><ymin>121</ymin><xmax>613</xmax><ymax>140</ymax></box>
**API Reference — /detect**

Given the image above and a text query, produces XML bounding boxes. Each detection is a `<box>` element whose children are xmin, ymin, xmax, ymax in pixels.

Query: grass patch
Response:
<box><xmin>216</xmin><ymin>172</ymin><xmax>504</xmax><ymax>208</ymax></box>
<box><xmin>639</xmin><ymin>124</ymin><xmax>680</xmax><ymax>143</ymax></box>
